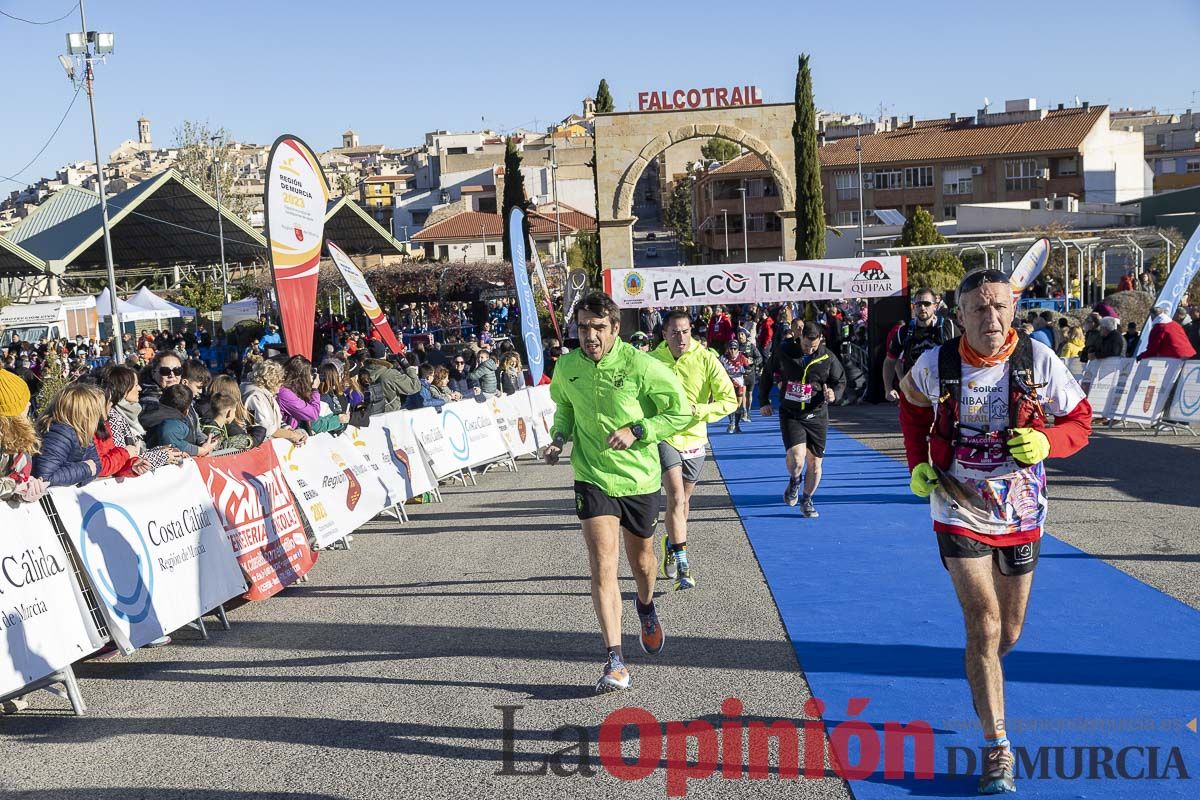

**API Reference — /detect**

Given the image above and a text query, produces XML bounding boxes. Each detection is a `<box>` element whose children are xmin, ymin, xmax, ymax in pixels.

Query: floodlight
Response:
<box><xmin>65</xmin><ymin>32</ymin><xmax>87</xmax><ymax>55</ymax></box>
<box><xmin>94</xmin><ymin>32</ymin><xmax>115</xmax><ymax>55</ymax></box>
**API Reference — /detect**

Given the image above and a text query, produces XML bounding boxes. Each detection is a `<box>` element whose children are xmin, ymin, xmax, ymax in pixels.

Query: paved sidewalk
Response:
<box><xmin>0</xmin><ymin>452</ymin><xmax>849</xmax><ymax>800</ymax></box>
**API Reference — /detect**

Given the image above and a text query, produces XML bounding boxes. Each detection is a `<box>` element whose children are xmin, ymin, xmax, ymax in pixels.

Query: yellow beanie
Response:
<box><xmin>0</xmin><ymin>369</ymin><xmax>32</xmax><ymax>417</ymax></box>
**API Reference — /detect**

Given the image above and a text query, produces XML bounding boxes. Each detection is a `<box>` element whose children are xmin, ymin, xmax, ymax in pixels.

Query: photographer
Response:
<box><xmin>362</xmin><ymin>340</ymin><xmax>420</xmax><ymax>414</ymax></box>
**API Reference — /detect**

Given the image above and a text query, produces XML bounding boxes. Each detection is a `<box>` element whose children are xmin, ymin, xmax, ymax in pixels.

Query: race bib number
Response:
<box><xmin>678</xmin><ymin>445</ymin><xmax>705</xmax><ymax>460</ymax></box>
<box><xmin>784</xmin><ymin>381</ymin><xmax>813</xmax><ymax>403</ymax></box>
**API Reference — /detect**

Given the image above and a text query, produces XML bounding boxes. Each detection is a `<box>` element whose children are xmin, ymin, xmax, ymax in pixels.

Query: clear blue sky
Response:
<box><xmin>3</xmin><ymin>0</ymin><xmax>1199</xmax><ymax>190</ymax></box>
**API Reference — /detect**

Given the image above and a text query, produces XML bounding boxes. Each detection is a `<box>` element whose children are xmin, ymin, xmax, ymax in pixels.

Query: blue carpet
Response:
<box><xmin>708</xmin><ymin>414</ymin><xmax>1200</xmax><ymax>798</ymax></box>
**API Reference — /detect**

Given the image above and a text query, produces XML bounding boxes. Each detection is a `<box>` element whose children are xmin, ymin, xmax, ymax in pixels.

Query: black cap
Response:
<box><xmin>368</xmin><ymin>340</ymin><xmax>387</xmax><ymax>359</ymax></box>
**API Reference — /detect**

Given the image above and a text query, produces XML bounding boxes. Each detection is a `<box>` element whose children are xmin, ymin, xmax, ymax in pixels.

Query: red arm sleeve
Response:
<box><xmin>1043</xmin><ymin>396</ymin><xmax>1092</xmax><ymax>459</ymax></box>
<box><xmin>898</xmin><ymin>393</ymin><xmax>935</xmax><ymax>471</ymax></box>
<box><xmin>95</xmin><ymin>432</ymin><xmax>133</xmax><ymax>478</ymax></box>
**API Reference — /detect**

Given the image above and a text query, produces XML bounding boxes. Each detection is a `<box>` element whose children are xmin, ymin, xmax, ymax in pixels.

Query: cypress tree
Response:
<box><xmin>792</xmin><ymin>54</ymin><xmax>826</xmax><ymax>259</ymax></box>
<box><xmin>595</xmin><ymin>79</ymin><xmax>614</xmax><ymax>113</ymax></box>
<box><xmin>589</xmin><ymin>78</ymin><xmax>614</xmax><ymax>274</ymax></box>
<box><xmin>501</xmin><ymin>136</ymin><xmax>527</xmax><ymax>261</ymax></box>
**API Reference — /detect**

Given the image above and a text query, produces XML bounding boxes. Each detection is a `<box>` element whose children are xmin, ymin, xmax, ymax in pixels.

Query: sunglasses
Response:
<box><xmin>158</xmin><ymin>366</ymin><xmax>184</xmax><ymax>377</ymax></box>
<box><xmin>912</xmin><ymin>300</ymin><xmax>935</xmax><ymax>307</ymax></box>
<box><xmin>957</xmin><ymin>269</ymin><xmax>1009</xmax><ymax>295</ymax></box>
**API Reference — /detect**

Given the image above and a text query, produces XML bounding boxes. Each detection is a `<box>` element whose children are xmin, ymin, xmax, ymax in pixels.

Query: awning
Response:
<box><xmin>96</xmin><ymin>287</ymin><xmax>178</xmax><ymax>322</ymax></box>
<box><xmin>128</xmin><ymin>285</ymin><xmax>196</xmax><ymax>318</ymax></box>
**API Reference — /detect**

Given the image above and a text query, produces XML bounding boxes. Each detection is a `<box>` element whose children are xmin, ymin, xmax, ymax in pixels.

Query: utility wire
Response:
<box><xmin>0</xmin><ymin>2</ymin><xmax>79</xmax><ymax>24</ymax></box>
<box><xmin>0</xmin><ymin>85</ymin><xmax>83</xmax><ymax>185</ymax></box>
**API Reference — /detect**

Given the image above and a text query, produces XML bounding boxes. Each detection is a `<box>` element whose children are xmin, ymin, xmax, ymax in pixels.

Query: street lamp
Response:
<box><xmin>855</xmin><ymin>129</ymin><xmax>866</xmax><ymax>257</ymax></box>
<box><xmin>737</xmin><ymin>184</ymin><xmax>748</xmax><ymax>263</ymax></box>
<box><xmin>722</xmin><ymin>208</ymin><xmax>729</xmax><ymax>261</ymax></box>
<box><xmin>62</xmin><ymin>2</ymin><xmax>123</xmax><ymax>362</ymax></box>
<box><xmin>210</xmin><ymin>134</ymin><xmax>229</xmax><ymax>303</ymax></box>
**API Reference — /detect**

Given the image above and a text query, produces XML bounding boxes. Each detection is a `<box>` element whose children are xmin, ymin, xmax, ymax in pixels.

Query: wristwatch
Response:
<box><xmin>631</xmin><ymin>423</ymin><xmax>646</xmax><ymax>441</ymax></box>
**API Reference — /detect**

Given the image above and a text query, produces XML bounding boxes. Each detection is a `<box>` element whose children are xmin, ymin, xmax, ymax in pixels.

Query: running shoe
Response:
<box><xmin>800</xmin><ymin>497</ymin><xmax>819</xmax><ymax>518</ymax></box>
<box><xmin>638</xmin><ymin>604</ymin><xmax>665</xmax><ymax>655</ymax></box>
<box><xmin>783</xmin><ymin>477</ymin><xmax>800</xmax><ymax>507</ymax></box>
<box><xmin>675</xmin><ymin>567</ymin><xmax>697</xmax><ymax>591</ymax></box>
<box><xmin>740</xmin><ymin>408</ymin><xmax>751</xmax><ymax>423</ymax></box>
<box><xmin>595</xmin><ymin>655</ymin><xmax>631</xmax><ymax>694</ymax></box>
<box><xmin>978</xmin><ymin>744</ymin><xmax>1016</xmax><ymax>794</ymax></box>
<box><xmin>726</xmin><ymin>419</ymin><xmax>736</xmax><ymax>434</ymax></box>
<box><xmin>658</xmin><ymin>536</ymin><xmax>677</xmax><ymax>579</ymax></box>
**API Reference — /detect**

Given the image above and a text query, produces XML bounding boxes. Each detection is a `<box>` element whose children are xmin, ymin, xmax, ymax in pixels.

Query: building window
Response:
<box><xmin>765</xmin><ymin>214</ymin><xmax>782</xmax><ymax>232</ymax></box>
<box><xmin>870</xmin><ymin>170</ymin><xmax>902</xmax><ymax>190</ymax></box>
<box><xmin>904</xmin><ymin>166</ymin><xmax>934</xmax><ymax>188</ymax></box>
<box><xmin>943</xmin><ymin>205</ymin><xmax>958</xmax><ymax>219</ymax></box>
<box><xmin>713</xmin><ymin>180</ymin><xmax>741</xmax><ymax>200</ymax></box>
<box><xmin>487</xmin><ymin>244</ymin><xmax>497</xmax><ymax>256</ymax></box>
<box><xmin>835</xmin><ymin>210</ymin><xmax>861</xmax><ymax>226</ymax></box>
<box><xmin>1187</xmin><ymin>159</ymin><xmax>1200</xmax><ymax>174</ymax></box>
<box><xmin>1055</xmin><ymin>157</ymin><xmax>1078</xmax><ymax>176</ymax></box>
<box><xmin>834</xmin><ymin>170</ymin><xmax>859</xmax><ymax>200</ymax></box>
<box><xmin>438</xmin><ymin>245</ymin><xmax>449</xmax><ymax>260</ymax></box>
<box><xmin>1005</xmin><ymin>158</ymin><xmax>1039</xmax><ymax>191</ymax></box>
<box><xmin>1160</xmin><ymin>159</ymin><xmax>1177</xmax><ymax>174</ymax></box>
<box><xmin>763</xmin><ymin>178</ymin><xmax>779</xmax><ymax>197</ymax></box>
<box><xmin>747</xmin><ymin>213</ymin><xmax>766</xmax><ymax>232</ymax></box>
<box><xmin>942</xmin><ymin>167</ymin><xmax>973</xmax><ymax>195</ymax></box>
<box><xmin>746</xmin><ymin>179</ymin><xmax>765</xmax><ymax>198</ymax></box>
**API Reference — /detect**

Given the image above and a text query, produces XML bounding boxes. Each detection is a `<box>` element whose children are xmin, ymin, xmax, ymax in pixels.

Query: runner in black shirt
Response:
<box><xmin>883</xmin><ymin>288</ymin><xmax>958</xmax><ymax>401</ymax></box>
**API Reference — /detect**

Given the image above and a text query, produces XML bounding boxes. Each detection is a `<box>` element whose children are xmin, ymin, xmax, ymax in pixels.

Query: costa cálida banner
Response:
<box><xmin>603</xmin><ymin>257</ymin><xmax>908</xmax><ymax>308</ymax></box>
<box><xmin>264</xmin><ymin>134</ymin><xmax>330</xmax><ymax>360</ymax></box>
<box><xmin>51</xmin><ymin>463</ymin><xmax>249</xmax><ymax>653</ymax></box>
<box><xmin>327</xmin><ymin>240</ymin><xmax>404</xmax><ymax>354</ymax></box>
<box><xmin>509</xmin><ymin>208</ymin><xmax>546</xmax><ymax>385</ymax></box>
<box><xmin>0</xmin><ymin>502</ymin><xmax>105</xmax><ymax>696</ymax></box>
<box><xmin>194</xmin><ymin>445</ymin><xmax>316</xmax><ymax>601</ymax></box>
<box><xmin>1136</xmin><ymin>222</ymin><xmax>1200</xmax><ymax>355</ymax></box>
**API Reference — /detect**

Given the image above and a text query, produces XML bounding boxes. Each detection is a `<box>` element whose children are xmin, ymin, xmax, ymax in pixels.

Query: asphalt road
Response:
<box><xmin>3</xmin><ymin>404</ymin><xmax>1195</xmax><ymax>799</ymax></box>
<box><xmin>0</xmin><ymin>452</ymin><xmax>851</xmax><ymax>800</ymax></box>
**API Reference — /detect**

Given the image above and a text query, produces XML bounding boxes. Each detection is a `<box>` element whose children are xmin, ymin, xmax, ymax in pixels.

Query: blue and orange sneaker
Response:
<box><xmin>595</xmin><ymin>655</ymin><xmax>631</xmax><ymax>694</ymax></box>
<box><xmin>638</xmin><ymin>604</ymin><xmax>665</xmax><ymax>655</ymax></box>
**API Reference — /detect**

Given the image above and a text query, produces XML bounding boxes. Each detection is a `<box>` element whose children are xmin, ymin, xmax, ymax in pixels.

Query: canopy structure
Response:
<box><xmin>0</xmin><ymin>235</ymin><xmax>48</xmax><ymax>277</ymax></box>
<box><xmin>11</xmin><ymin>169</ymin><xmax>267</xmax><ymax>275</ymax></box>
<box><xmin>324</xmin><ymin>196</ymin><xmax>407</xmax><ymax>256</ymax></box>
<box><xmin>96</xmin><ymin>287</ymin><xmax>178</xmax><ymax>323</ymax></box>
<box><xmin>128</xmin><ymin>286</ymin><xmax>196</xmax><ymax>319</ymax></box>
<box><xmin>220</xmin><ymin>297</ymin><xmax>260</xmax><ymax>328</ymax></box>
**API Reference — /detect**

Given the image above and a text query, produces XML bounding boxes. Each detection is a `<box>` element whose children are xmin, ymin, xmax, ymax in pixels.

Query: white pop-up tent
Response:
<box><xmin>128</xmin><ymin>286</ymin><xmax>195</xmax><ymax>319</ymax></box>
<box><xmin>220</xmin><ymin>297</ymin><xmax>260</xmax><ymax>328</ymax></box>
<box><xmin>95</xmin><ymin>288</ymin><xmax>172</xmax><ymax>323</ymax></box>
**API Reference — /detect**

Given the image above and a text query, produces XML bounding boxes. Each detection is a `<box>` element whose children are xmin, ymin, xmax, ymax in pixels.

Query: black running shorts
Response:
<box><xmin>779</xmin><ymin>407</ymin><xmax>828</xmax><ymax>458</ymax></box>
<box><xmin>936</xmin><ymin>533</ymin><xmax>1041</xmax><ymax>576</ymax></box>
<box><xmin>573</xmin><ymin>481</ymin><xmax>660</xmax><ymax>539</ymax></box>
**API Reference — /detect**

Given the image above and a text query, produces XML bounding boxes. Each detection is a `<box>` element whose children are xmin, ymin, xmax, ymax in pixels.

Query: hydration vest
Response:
<box><xmin>929</xmin><ymin>333</ymin><xmax>1048</xmax><ymax>469</ymax></box>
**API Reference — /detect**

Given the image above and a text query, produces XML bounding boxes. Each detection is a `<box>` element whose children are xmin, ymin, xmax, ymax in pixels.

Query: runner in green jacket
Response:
<box><xmin>649</xmin><ymin>310</ymin><xmax>738</xmax><ymax>590</ymax></box>
<box><xmin>545</xmin><ymin>291</ymin><xmax>690</xmax><ymax>693</ymax></box>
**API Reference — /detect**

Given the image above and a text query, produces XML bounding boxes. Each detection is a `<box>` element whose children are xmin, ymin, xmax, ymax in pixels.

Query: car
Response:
<box><xmin>646</xmin><ymin>232</ymin><xmax>657</xmax><ymax>240</ymax></box>
<box><xmin>1017</xmin><ymin>297</ymin><xmax>1082</xmax><ymax>314</ymax></box>
<box><xmin>645</xmin><ymin>247</ymin><xmax>659</xmax><ymax>259</ymax></box>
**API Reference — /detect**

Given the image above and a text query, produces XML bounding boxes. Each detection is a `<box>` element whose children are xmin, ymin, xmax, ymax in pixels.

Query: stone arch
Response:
<box><xmin>613</xmin><ymin>122</ymin><xmax>795</xmax><ymax>222</ymax></box>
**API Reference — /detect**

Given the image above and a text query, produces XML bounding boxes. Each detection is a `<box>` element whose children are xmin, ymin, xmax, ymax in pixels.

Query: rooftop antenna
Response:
<box><xmin>1074</xmin><ymin>95</ymin><xmax>1081</xmax><ymax>108</ymax></box>
<box><xmin>983</xmin><ymin>96</ymin><xmax>990</xmax><ymax>113</ymax></box>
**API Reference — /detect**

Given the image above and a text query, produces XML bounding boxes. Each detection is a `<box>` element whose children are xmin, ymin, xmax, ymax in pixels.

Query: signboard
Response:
<box><xmin>407</xmin><ymin>406</ymin><xmax>461</xmax><ymax>479</ymax></box>
<box><xmin>1114</xmin><ymin>358</ymin><xmax>1185</xmax><ymax>424</ymax></box>
<box><xmin>489</xmin><ymin>392</ymin><xmax>538</xmax><ymax>458</ymax></box>
<box><xmin>194</xmin><ymin>445</ymin><xmax>316</xmax><ymax>602</ymax></box>
<box><xmin>0</xmin><ymin>502</ymin><xmax>103</xmax><ymax>696</ymax></box>
<box><xmin>51</xmin><ymin>463</ymin><xmax>248</xmax><ymax>652</ymax></box>
<box><xmin>509</xmin><ymin>208</ymin><xmax>546</xmax><ymax>385</ymax></box>
<box><xmin>264</xmin><ymin>134</ymin><xmax>330</xmax><ymax>360</ymax></box>
<box><xmin>603</xmin><ymin>257</ymin><xmax>908</xmax><ymax>308</ymax></box>
<box><xmin>328</xmin><ymin>240</ymin><xmax>404</xmax><ymax>354</ymax></box>
<box><xmin>1082</xmin><ymin>357</ymin><xmax>1133</xmax><ymax>419</ymax></box>
<box><xmin>344</xmin><ymin>424</ymin><xmax>415</xmax><ymax>509</ymax></box>
<box><xmin>1166</xmin><ymin>361</ymin><xmax>1200</xmax><ymax>424</ymax></box>
<box><xmin>273</xmin><ymin>434</ymin><xmax>388</xmax><ymax>549</ymax></box>
<box><xmin>377</xmin><ymin>410</ymin><xmax>436</xmax><ymax>499</ymax></box>
<box><xmin>637</xmin><ymin>86</ymin><xmax>763</xmax><ymax>112</ymax></box>
<box><xmin>439</xmin><ymin>399</ymin><xmax>511</xmax><ymax>468</ymax></box>
<box><xmin>527</xmin><ymin>384</ymin><xmax>557</xmax><ymax>449</ymax></box>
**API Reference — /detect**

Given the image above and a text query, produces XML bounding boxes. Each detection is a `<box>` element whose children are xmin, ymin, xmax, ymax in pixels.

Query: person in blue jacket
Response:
<box><xmin>405</xmin><ymin>364</ymin><xmax>447</xmax><ymax>411</ymax></box>
<box><xmin>34</xmin><ymin>383</ymin><xmax>104</xmax><ymax>487</ymax></box>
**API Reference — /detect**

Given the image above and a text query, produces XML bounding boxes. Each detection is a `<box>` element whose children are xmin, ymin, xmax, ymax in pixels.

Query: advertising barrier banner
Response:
<box><xmin>273</xmin><ymin>434</ymin><xmax>388</xmax><ymax>549</ymax></box>
<box><xmin>264</xmin><ymin>134</ymin><xmax>330</xmax><ymax>359</ymax></box>
<box><xmin>376</xmin><ymin>411</ymin><xmax>436</xmax><ymax>498</ymax></box>
<box><xmin>527</xmin><ymin>384</ymin><xmax>556</xmax><ymax>449</ymax></box>
<box><xmin>439</xmin><ymin>399</ymin><xmax>510</xmax><ymax>468</ymax></box>
<box><xmin>1114</xmin><ymin>358</ymin><xmax>1185</xmax><ymax>424</ymax></box>
<box><xmin>489</xmin><ymin>393</ymin><xmax>538</xmax><ymax>458</ymax></box>
<box><xmin>343</xmin><ymin>424</ymin><xmax>414</xmax><ymax>509</ymax></box>
<box><xmin>1082</xmin><ymin>357</ymin><xmax>1133</xmax><ymax>419</ymax></box>
<box><xmin>1166</xmin><ymin>360</ymin><xmax>1200</xmax><ymax>424</ymax></box>
<box><xmin>603</xmin><ymin>256</ymin><xmax>908</xmax><ymax>308</ymax></box>
<box><xmin>194</xmin><ymin>445</ymin><xmax>316</xmax><ymax>601</ymax></box>
<box><xmin>0</xmin><ymin>502</ymin><xmax>104</xmax><ymax>696</ymax></box>
<box><xmin>51</xmin><ymin>463</ymin><xmax>248</xmax><ymax>652</ymax></box>
<box><xmin>407</xmin><ymin>406</ymin><xmax>461</xmax><ymax>479</ymax></box>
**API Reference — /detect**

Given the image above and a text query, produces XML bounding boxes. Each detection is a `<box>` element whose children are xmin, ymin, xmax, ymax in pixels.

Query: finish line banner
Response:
<box><xmin>603</xmin><ymin>257</ymin><xmax>908</xmax><ymax>308</ymax></box>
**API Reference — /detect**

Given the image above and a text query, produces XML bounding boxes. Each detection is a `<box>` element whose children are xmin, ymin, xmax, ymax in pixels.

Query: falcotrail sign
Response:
<box><xmin>604</xmin><ymin>257</ymin><xmax>908</xmax><ymax>308</ymax></box>
<box><xmin>637</xmin><ymin>86</ymin><xmax>764</xmax><ymax>111</ymax></box>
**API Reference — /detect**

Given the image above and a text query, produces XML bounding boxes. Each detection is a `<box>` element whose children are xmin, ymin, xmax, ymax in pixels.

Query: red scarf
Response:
<box><xmin>959</xmin><ymin>328</ymin><xmax>1019</xmax><ymax>368</ymax></box>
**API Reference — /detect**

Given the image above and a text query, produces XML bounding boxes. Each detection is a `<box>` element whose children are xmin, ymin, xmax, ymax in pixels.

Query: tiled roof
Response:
<box><xmin>819</xmin><ymin>106</ymin><xmax>1107</xmax><ymax>167</ymax></box>
<box><xmin>710</xmin><ymin>152</ymin><xmax>768</xmax><ymax>175</ymax></box>
<box><xmin>412</xmin><ymin>207</ymin><xmax>597</xmax><ymax>242</ymax></box>
<box><xmin>362</xmin><ymin>174</ymin><xmax>413</xmax><ymax>182</ymax></box>
<box><xmin>460</xmin><ymin>184</ymin><xmax>492</xmax><ymax>193</ymax></box>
